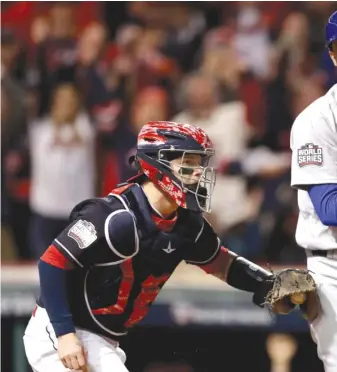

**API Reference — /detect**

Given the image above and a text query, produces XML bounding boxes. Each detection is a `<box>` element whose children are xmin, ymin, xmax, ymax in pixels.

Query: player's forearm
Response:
<box><xmin>202</xmin><ymin>248</ymin><xmax>272</xmax><ymax>297</ymax></box>
<box><xmin>219</xmin><ymin>253</ymin><xmax>277</xmax><ymax>308</ymax></box>
<box><xmin>38</xmin><ymin>247</ymin><xmax>75</xmax><ymax>337</ymax></box>
<box><xmin>308</xmin><ymin>184</ymin><xmax>337</xmax><ymax>226</ymax></box>
<box><xmin>226</xmin><ymin>252</ymin><xmax>272</xmax><ymax>297</ymax></box>
<box><xmin>200</xmin><ymin>246</ymin><xmax>233</xmax><ymax>280</ymax></box>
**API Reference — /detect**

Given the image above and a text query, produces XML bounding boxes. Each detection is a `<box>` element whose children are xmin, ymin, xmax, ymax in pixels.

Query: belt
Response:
<box><xmin>310</xmin><ymin>249</ymin><xmax>337</xmax><ymax>259</ymax></box>
<box><xmin>311</xmin><ymin>250</ymin><xmax>328</xmax><ymax>257</ymax></box>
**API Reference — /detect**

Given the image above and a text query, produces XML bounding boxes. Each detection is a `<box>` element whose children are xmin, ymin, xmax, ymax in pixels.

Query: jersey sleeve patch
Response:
<box><xmin>290</xmin><ymin>114</ymin><xmax>337</xmax><ymax>188</ymax></box>
<box><xmin>297</xmin><ymin>143</ymin><xmax>323</xmax><ymax>168</ymax></box>
<box><xmin>52</xmin><ymin>198</ymin><xmax>129</xmax><ymax>267</ymax></box>
<box><xmin>68</xmin><ymin>219</ymin><xmax>98</xmax><ymax>249</ymax></box>
<box><xmin>105</xmin><ymin>210</ymin><xmax>139</xmax><ymax>259</ymax></box>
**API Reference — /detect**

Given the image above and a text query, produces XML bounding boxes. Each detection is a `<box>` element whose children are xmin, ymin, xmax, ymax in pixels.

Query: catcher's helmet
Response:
<box><xmin>134</xmin><ymin>121</ymin><xmax>216</xmax><ymax>213</ymax></box>
<box><xmin>326</xmin><ymin>10</ymin><xmax>337</xmax><ymax>49</ymax></box>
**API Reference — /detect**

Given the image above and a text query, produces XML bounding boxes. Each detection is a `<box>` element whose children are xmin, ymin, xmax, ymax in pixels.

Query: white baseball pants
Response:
<box><xmin>307</xmin><ymin>251</ymin><xmax>337</xmax><ymax>372</ymax></box>
<box><xmin>23</xmin><ymin>306</ymin><xmax>129</xmax><ymax>372</ymax></box>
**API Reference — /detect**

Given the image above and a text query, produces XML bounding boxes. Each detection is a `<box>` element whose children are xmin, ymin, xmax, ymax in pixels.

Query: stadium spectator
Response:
<box><xmin>28</xmin><ymin>83</ymin><xmax>96</xmax><ymax>258</ymax></box>
<box><xmin>2</xmin><ymin>1</ymin><xmax>336</xmax><ymax>265</ymax></box>
<box><xmin>173</xmin><ymin>72</ymin><xmax>250</xmax><ymax>233</ymax></box>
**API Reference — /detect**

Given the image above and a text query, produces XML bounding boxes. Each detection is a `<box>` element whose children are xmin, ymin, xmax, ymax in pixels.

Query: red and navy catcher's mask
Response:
<box><xmin>132</xmin><ymin>121</ymin><xmax>216</xmax><ymax>213</ymax></box>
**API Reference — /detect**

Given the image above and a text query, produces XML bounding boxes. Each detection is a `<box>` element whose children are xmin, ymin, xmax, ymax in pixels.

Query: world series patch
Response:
<box><xmin>68</xmin><ymin>219</ymin><xmax>97</xmax><ymax>249</ymax></box>
<box><xmin>297</xmin><ymin>143</ymin><xmax>323</xmax><ymax>167</ymax></box>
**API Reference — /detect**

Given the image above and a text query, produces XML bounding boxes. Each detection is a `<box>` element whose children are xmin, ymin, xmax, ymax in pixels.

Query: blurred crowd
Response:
<box><xmin>1</xmin><ymin>1</ymin><xmax>336</xmax><ymax>263</ymax></box>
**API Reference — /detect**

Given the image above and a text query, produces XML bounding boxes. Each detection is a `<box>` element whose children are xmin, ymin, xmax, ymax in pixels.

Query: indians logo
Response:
<box><xmin>297</xmin><ymin>143</ymin><xmax>323</xmax><ymax>167</ymax></box>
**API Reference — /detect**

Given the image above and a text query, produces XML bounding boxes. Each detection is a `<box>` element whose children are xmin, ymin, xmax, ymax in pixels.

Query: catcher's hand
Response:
<box><xmin>254</xmin><ymin>269</ymin><xmax>320</xmax><ymax>322</ymax></box>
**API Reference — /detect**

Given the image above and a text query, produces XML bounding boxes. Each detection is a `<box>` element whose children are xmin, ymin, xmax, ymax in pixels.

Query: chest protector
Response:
<box><xmin>109</xmin><ymin>184</ymin><xmax>205</xmax><ymax>262</ymax></box>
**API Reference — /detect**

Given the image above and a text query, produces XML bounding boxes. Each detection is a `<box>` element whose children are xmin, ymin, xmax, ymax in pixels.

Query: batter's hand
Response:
<box><xmin>58</xmin><ymin>333</ymin><xmax>88</xmax><ymax>371</ymax></box>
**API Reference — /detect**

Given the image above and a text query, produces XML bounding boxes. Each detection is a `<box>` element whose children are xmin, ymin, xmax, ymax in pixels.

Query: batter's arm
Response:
<box><xmin>308</xmin><ymin>183</ymin><xmax>337</xmax><ymax>226</ymax></box>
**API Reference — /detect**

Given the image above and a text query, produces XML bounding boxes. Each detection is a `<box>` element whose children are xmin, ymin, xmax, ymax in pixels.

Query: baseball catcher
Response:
<box><xmin>23</xmin><ymin>121</ymin><xmax>320</xmax><ymax>372</ymax></box>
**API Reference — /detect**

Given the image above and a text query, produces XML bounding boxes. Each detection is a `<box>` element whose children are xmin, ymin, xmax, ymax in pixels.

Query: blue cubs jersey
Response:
<box><xmin>38</xmin><ymin>183</ymin><xmax>220</xmax><ymax>339</ymax></box>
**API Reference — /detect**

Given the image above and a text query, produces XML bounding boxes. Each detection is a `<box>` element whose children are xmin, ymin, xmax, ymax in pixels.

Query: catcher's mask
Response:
<box><xmin>132</xmin><ymin>121</ymin><xmax>216</xmax><ymax>213</ymax></box>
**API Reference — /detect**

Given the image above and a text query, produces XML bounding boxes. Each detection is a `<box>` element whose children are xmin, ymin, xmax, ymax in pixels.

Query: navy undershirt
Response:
<box><xmin>38</xmin><ymin>260</ymin><xmax>75</xmax><ymax>337</ymax></box>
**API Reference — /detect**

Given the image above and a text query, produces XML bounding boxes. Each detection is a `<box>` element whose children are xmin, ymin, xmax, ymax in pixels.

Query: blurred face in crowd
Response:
<box><xmin>78</xmin><ymin>22</ymin><xmax>107</xmax><ymax>65</ymax></box>
<box><xmin>201</xmin><ymin>46</ymin><xmax>245</xmax><ymax>91</ymax></box>
<box><xmin>131</xmin><ymin>88</ymin><xmax>168</xmax><ymax>133</ymax></box>
<box><xmin>1</xmin><ymin>39</ymin><xmax>19</xmax><ymax>73</ymax></box>
<box><xmin>30</xmin><ymin>16</ymin><xmax>50</xmax><ymax>44</ymax></box>
<box><xmin>164</xmin><ymin>4</ymin><xmax>190</xmax><ymax>29</ymax></box>
<box><xmin>51</xmin><ymin>84</ymin><xmax>80</xmax><ymax>125</ymax></box>
<box><xmin>136</xmin><ymin>28</ymin><xmax>166</xmax><ymax>55</ymax></box>
<box><xmin>329</xmin><ymin>41</ymin><xmax>337</xmax><ymax>67</ymax></box>
<box><xmin>116</xmin><ymin>24</ymin><xmax>143</xmax><ymax>55</ymax></box>
<box><xmin>184</xmin><ymin>75</ymin><xmax>218</xmax><ymax>117</ymax></box>
<box><xmin>50</xmin><ymin>4</ymin><xmax>74</xmax><ymax>38</ymax></box>
<box><xmin>127</xmin><ymin>2</ymin><xmax>170</xmax><ymax>28</ymax></box>
<box><xmin>280</xmin><ymin>12</ymin><xmax>309</xmax><ymax>47</ymax></box>
<box><xmin>292</xmin><ymin>79</ymin><xmax>325</xmax><ymax>117</ymax></box>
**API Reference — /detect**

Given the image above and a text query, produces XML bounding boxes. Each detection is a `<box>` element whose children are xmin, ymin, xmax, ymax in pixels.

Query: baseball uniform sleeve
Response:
<box><xmin>184</xmin><ymin>218</ymin><xmax>221</xmax><ymax>265</ymax></box>
<box><xmin>291</xmin><ymin>113</ymin><xmax>337</xmax><ymax>189</ymax></box>
<box><xmin>53</xmin><ymin>199</ymin><xmax>138</xmax><ymax>267</ymax></box>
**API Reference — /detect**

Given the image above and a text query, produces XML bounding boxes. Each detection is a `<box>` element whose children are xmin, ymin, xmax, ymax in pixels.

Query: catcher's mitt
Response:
<box><xmin>263</xmin><ymin>269</ymin><xmax>320</xmax><ymax>322</ymax></box>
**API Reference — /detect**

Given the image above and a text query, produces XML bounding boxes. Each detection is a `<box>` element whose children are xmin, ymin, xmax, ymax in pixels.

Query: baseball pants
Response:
<box><xmin>23</xmin><ymin>306</ymin><xmax>129</xmax><ymax>372</ymax></box>
<box><xmin>307</xmin><ymin>251</ymin><xmax>337</xmax><ymax>372</ymax></box>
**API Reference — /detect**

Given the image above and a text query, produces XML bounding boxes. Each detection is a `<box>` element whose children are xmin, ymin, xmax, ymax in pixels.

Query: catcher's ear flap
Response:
<box><xmin>129</xmin><ymin>155</ymin><xmax>141</xmax><ymax>171</ymax></box>
<box><xmin>299</xmin><ymin>291</ymin><xmax>321</xmax><ymax>323</ymax></box>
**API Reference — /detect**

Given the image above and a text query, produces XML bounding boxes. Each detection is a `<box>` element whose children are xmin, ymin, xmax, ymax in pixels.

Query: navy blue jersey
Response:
<box><xmin>39</xmin><ymin>183</ymin><xmax>220</xmax><ymax>339</ymax></box>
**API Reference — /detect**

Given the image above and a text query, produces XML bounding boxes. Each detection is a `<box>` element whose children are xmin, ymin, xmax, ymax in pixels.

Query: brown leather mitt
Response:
<box><xmin>264</xmin><ymin>269</ymin><xmax>320</xmax><ymax>322</ymax></box>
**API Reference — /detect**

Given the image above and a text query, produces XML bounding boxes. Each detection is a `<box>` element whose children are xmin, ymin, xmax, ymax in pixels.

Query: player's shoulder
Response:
<box><xmin>69</xmin><ymin>194</ymin><xmax>138</xmax><ymax>258</ymax></box>
<box><xmin>179</xmin><ymin>208</ymin><xmax>203</xmax><ymax>227</ymax></box>
<box><xmin>182</xmin><ymin>212</ymin><xmax>220</xmax><ymax>265</ymax></box>
<box><xmin>200</xmin><ymin>215</ymin><xmax>217</xmax><ymax>238</ymax></box>
<box><xmin>69</xmin><ymin>184</ymin><xmax>137</xmax><ymax>221</ymax></box>
<box><xmin>186</xmin><ymin>210</ymin><xmax>217</xmax><ymax>239</ymax></box>
<box><xmin>69</xmin><ymin>195</ymin><xmax>125</xmax><ymax>222</ymax></box>
<box><xmin>292</xmin><ymin>84</ymin><xmax>337</xmax><ymax>132</ymax></box>
<box><xmin>69</xmin><ymin>191</ymin><xmax>136</xmax><ymax>236</ymax></box>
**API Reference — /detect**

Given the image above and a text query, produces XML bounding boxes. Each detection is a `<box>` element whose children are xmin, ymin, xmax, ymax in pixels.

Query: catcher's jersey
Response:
<box><xmin>38</xmin><ymin>183</ymin><xmax>220</xmax><ymax>339</ymax></box>
<box><xmin>290</xmin><ymin>84</ymin><xmax>337</xmax><ymax>250</ymax></box>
